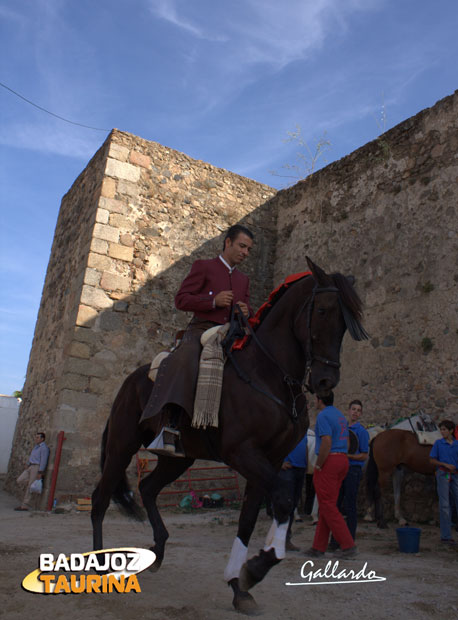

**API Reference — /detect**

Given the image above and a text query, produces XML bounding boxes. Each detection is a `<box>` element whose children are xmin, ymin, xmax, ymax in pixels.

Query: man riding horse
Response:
<box><xmin>140</xmin><ymin>224</ymin><xmax>254</xmax><ymax>455</ymax></box>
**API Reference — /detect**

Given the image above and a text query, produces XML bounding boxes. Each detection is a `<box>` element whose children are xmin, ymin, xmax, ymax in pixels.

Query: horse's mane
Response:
<box><xmin>331</xmin><ymin>272</ymin><xmax>369</xmax><ymax>341</ymax></box>
<box><xmin>237</xmin><ymin>269</ymin><xmax>369</xmax><ymax>346</ymax></box>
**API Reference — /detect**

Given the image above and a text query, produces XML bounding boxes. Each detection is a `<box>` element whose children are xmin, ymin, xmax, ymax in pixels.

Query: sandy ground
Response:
<box><xmin>1</xmin><ymin>483</ymin><xmax>458</xmax><ymax>620</ymax></box>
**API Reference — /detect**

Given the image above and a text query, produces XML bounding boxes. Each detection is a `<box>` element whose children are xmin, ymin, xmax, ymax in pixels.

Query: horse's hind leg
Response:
<box><xmin>375</xmin><ymin>471</ymin><xmax>391</xmax><ymax>529</ymax></box>
<box><xmin>92</xmin><ymin>449</ymin><xmax>141</xmax><ymax>550</ymax></box>
<box><xmin>393</xmin><ymin>467</ymin><xmax>406</xmax><ymax>525</ymax></box>
<box><xmin>139</xmin><ymin>455</ymin><xmax>194</xmax><ymax>570</ymax></box>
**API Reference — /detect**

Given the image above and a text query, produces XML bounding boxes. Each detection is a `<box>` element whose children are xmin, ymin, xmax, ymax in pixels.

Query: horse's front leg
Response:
<box><xmin>225</xmin><ymin>483</ymin><xmax>264</xmax><ymax>615</ymax></box>
<box><xmin>238</xmin><ymin>472</ymin><xmax>292</xmax><ymax>592</ymax></box>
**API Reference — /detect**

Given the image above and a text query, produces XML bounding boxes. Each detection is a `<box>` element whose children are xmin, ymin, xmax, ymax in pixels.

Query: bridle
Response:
<box><xmin>226</xmin><ymin>283</ymin><xmax>342</xmax><ymax>420</ymax></box>
<box><xmin>299</xmin><ymin>284</ymin><xmax>342</xmax><ymax>390</ymax></box>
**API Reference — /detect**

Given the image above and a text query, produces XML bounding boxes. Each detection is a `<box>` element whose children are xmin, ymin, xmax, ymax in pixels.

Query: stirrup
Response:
<box><xmin>146</xmin><ymin>428</ymin><xmax>185</xmax><ymax>458</ymax></box>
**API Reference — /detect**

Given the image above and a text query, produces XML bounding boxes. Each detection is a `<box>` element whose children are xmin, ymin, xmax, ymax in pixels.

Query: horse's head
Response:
<box><xmin>292</xmin><ymin>257</ymin><xmax>368</xmax><ymax>398</ymax></box>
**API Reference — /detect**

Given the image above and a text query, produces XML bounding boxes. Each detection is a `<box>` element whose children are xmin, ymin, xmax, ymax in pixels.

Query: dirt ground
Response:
<box><xmin>1</xmin><ymin>483</ymin><xmax>457</xmax><ymax>620</ymax></box>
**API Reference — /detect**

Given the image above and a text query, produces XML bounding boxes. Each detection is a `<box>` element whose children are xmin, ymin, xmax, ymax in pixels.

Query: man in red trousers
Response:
<box><xmin>305</xmin><ymin>393</ymin><xmax>357</xmax><ymax>558</ymax></box>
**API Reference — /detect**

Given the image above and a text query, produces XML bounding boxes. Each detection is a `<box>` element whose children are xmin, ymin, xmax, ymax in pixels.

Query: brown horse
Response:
<box><xmin>91</xmin><ymin>257</ymin><xmax>368</xmax><ymax>614</ymax></box>
<box><xmin>366</xmin><ymin>429</ymin><xmax>435</xmax><ymax>528</ymax></box>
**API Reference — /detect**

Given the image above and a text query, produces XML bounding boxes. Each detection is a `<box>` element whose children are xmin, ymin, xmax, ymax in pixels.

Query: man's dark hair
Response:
<box><xmin>319</xmin><ymin>392</ymin><xmax>334</xmax><ymax>407</ymax></box>
<box><xmin>349</xmin><ymin>399</ymin><xmax>363</xmax><ymax>409</ymax></box>
<box><xmin>37</xmin><ymin>432</ymin><xmax>46</xmax><ymax>440</ymax></box>
<box><xmin>223</xmin><ymin>225</ymin><xmax>254</xmax><ymax>251</ymax></box>
<box><xmin>438</xmin><ymin>420</ymin><xmax>455</xmax><ymax>433</ymax></box>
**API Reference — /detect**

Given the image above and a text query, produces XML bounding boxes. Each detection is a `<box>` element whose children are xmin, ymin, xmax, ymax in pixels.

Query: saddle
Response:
<box><xmin>148</xmin><ymin>330</ymin><xmax>184</xmax><ymax>382</ymax></box>
<box><xmin>391</xmin><ymin>412</ymin><xmax>441</xmax><ymax>446</ymax></box>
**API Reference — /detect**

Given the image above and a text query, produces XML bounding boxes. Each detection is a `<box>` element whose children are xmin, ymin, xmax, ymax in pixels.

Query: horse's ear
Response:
<box><xmin>346</xmin><ymin>275</ymin><xmax>355</xmax><ymax>286</ymax></box>
<box><xmin>306</xmin><ymin>257</ymin><xmax>330</xmax><ymax>286</ymax></box>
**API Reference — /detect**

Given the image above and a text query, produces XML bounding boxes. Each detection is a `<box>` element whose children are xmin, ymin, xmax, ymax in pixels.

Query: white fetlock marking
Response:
<box><xmin>224</xmin><ymin>537</ymin><xmax>248</xmax><ymax>582</ymax></box>
<box><xmin>263</xmin><ymin>520</ymin><xmax>288</xmax><ymax>560</ymax></box>
<box><xmin>264</xmin><ymin>519</ymin><xmax>277</xmax><ymax>549</ymax></box>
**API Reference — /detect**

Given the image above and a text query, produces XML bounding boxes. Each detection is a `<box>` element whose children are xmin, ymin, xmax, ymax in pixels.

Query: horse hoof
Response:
<box><xmin>149</xmin><ymin>559</ymin><xmax>162</xmax><ymax>573</ymax></box>
<box><xmin>233</xmin><ymin>591</ymin><xmax>259</xmax><ymax>616</ymax></box>
<box><xmin>398</xmin><ymin>518</ymin><xmax>407</xmax><ymax>526</ymax></box>
<box><xmin>149</xmin><ymin>547</ymin><xmax>163</xmax><ymax>572</ymax></box>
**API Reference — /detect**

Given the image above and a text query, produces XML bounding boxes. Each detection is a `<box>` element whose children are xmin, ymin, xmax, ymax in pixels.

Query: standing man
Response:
<box><xmin>331</xmin><ymin>400</ymin><xmax>369</xmax><ymax>546</ymax></box>
<box><xmin>278</xmin><ymin>433</ymin><xmax>308</xmax><ymax>551</ymax></box>
<box><xmin>15</xmin><ymin>432</ymin><xmax>50</xmax><ymax>511</ymax></box>
<box><xmin>305</xmin><ymin>393</ymin><xmax>356</xmax><ymax>558</ymax></box>
<box><xmin>141</xmin><ymin>224</ymin><xmax>254</xmax><ymax>454</ymax></box>
<box><xmin>429</xmin><ymin>419</ymin><xmax>458</xmax><ymax>544</ymax></box>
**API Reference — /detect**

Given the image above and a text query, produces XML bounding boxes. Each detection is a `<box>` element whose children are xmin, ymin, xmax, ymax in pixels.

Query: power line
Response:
<box><xmin>0</xmin><ymin>81</ymin><xmax>110</xmax><ymax>132</ymax></box>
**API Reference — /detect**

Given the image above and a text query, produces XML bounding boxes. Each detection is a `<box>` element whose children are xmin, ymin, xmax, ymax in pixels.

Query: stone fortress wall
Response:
<box><xmin>272</xmin><ymin>90</ymin><xmax>457</xmax><ymax>426</ymax></box>
<box><xmin>6</xmin><ymin>91</ymin><xmax>457</xmax><ymax>521</ymax></box>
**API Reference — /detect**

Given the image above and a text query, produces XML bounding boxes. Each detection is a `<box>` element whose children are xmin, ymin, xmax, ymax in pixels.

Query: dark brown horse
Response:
<box><xmin>366</xmin><ymin>429</ymin><xmax>435</xmax><ymax>528</ymax></box>
<box><xmin>91</xmin><ymin>257</ymin><xmax>368</xmax><ymax>614</ymax></box>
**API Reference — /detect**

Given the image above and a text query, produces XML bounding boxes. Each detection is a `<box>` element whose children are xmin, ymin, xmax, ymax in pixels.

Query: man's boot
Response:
<box><xmin>146</xmin><ymin>407</ymin><xmax>185</xmax><ymax>457</ymax></box>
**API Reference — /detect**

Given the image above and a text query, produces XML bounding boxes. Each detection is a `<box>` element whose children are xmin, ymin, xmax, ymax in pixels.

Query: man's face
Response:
<box><xmin>439</xmin><ymin>426</ymin><xmax>453</xmax><ymax>440</ymax></box>
<box><xmin>35</xmin><ymin>434</ymin><xmax>44</xmax><ymax>444</ymax></box>
<box><xmin>349</xmin><ymin>403</ymin><xmax>362</xmax><ymax>423</ymax></box>
<box><xmin>223</xmin><ymin>233</ymin><xmax>253</xmax><ymax>267</ymax></box>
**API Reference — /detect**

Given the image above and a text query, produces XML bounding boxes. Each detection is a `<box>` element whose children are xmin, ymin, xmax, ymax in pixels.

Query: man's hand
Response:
<box><xmin>281</xmin><ymin>461</ymin><xmax>292</xmax><ymax>470</ymax></box>
<box><xmin>235</xmin><ymin>301</ymin><xmax>250</xmax><ymax>317</ymax></box>
<box><xmin>214</xmin><ymin>290</ymin><xmax>233</xmax><ymax>308</ymax></box>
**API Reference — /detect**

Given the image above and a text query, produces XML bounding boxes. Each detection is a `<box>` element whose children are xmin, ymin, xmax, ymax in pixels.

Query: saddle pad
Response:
<box><xmin>416</xmin><ymin>430</ymin><xmax>442</xmax><ymax>445</ymax></box>
<box><xmin>367</xmin><ymin>425</ymin><xmax>386</xmax><ymax>441</ymax></box>
<box><xmin>193</xmin><ymin>323</ymin><xmax>230</xmax><ymax>429</ymax></box>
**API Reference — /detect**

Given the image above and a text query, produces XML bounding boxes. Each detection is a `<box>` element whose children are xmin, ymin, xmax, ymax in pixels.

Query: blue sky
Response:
<box><xmin>1</xmin><ymin>0</ymin><xmax>457</xmax><ymax>395</ymax></box>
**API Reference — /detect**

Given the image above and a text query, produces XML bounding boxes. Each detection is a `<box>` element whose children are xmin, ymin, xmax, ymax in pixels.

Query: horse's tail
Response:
<box><xmin>98</xmin><ymin>373</ymin><xmax>147</xmax><ymax>522</ymax></box>
<box><xmin>365</xmin><ymin>438</ymin><xmax>379</xmax><ymax>505</ymax></box>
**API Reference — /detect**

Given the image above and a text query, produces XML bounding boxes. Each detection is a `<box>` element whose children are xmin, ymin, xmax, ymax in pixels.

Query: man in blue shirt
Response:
<box><xmin>278</xmin><ymin>433</ymin><xmax>307</xmax><ymax>551</ymax></box>
<box><xmin>429</xmin><ymin>419</ymin><xmax>458</xmax><ymax>544</ymax></box>
<box><xmin>331</xmin><ymin>400</ymin><xmax>369</xmax><ymax>545</ymax></box>
<box><xmin>15</xmin><ymin>432</ymin><xmax>50</xmax><ymax>511</ymax></box>
<box><xmin>306</xmin><ymin>393</ymin><xmax>356</xmax><ymax>558</ymax></box>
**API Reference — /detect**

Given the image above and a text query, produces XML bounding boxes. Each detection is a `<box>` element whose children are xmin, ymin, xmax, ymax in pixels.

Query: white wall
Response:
<box><xmin>0</xmin><ymin>395</ymin><xmax>20</xmax><ymax>473</ymax></box>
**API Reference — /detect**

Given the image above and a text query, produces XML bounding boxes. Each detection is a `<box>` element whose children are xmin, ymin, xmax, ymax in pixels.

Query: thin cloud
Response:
<box><xmin>0</xmin><ymin>114</ymin><xmax>105</xmax><ymax>159</ymax></box>
<box><xmin>149</xmin><ymin>0</ymin><xmax>227</xmax><ymax>41</ymax></box>
<box><xmin>0</xmin><ymin>5</ymin><xmax>27</xmax><ymax>23</ymax></box>
<box><xmin>148</xmin><ymin>0</ymin><xmax>383</xmax><ymax>68</ymax></box>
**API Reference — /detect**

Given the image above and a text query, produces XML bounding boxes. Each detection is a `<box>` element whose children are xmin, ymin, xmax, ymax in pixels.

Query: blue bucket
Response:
<box><xmin>396</xmin><ymin>527</ymin><xmax>421</xmax><ymax>553</ymax></box>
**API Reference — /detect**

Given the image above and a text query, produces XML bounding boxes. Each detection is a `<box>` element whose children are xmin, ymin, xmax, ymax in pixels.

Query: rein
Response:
<box><xmin>225</xmin><ymin>284</ymin><xmax>342</xmax><ymax>420</ymax></box>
